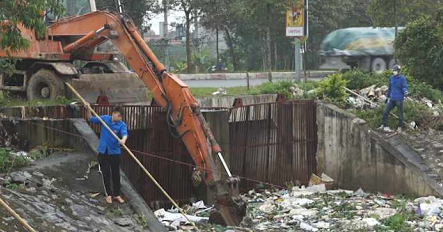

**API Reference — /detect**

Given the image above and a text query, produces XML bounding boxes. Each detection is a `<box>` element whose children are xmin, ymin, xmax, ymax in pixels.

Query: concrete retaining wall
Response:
<box><xmin>176</xmin><ymin>71</ymin><xmax>333</xmax><ymax>81</ymax></box>
<box><xmin>198</xmin><ymin>94</ymin><xmax>277</xmax><ymax>108</ymax></box>
<box><xmin>0</xmin><ymin>118</ymin><xmax>167</xmax><ymax>232</ymax></box>
<box><xmin>317</xmin><ymin>103</ymin><xmax>443</xmax><ymax>197</ymax></box>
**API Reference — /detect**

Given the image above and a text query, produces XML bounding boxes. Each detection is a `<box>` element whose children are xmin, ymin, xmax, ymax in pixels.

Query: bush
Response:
<box><xmin>407</xmin><ymin>75</ymin><xmax>443</xmax><ymax>103</ymax></box>
<box><xmin>342</xmin><ymin>70</ymin><xmax>373</xmax><ymax>90</ymax></box>
<box><xmin>0</xmin><ymin>148</ymin><xmax>29</xmax><ymax>173</ymax></box>
<box><xmin>342</xmin><ymin>69</ymin><xmax>392</xmax><ymax>90</ymax></box>
<box><xmin>256</xmin><ymin>81</ymin><xmax>294</xmax><ymax>99</ymax></box>
<box><xmin>395</xmin><ymin>13</ymin><xmax>443</xmax><ymax>88</ymax></box>
<box><xmin>317</xmin><ymin>73</ymin><xmax>348</xmax><ymax>104</ymax></box>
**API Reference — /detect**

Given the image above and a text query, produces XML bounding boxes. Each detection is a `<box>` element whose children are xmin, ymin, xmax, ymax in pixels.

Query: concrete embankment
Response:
<box><xmin>0</xmin><ymin>118</ymin><xmax>167</xmax><ymax>232</ymax></box>
<box><xmin>176</xmin><ymin>71</ymin><xmax>334</xmax><ymax>81</ymax></box>
<box><xmin>317</xmin><ymin>103</ymin><xmax>443</xmax><ymax>197</ymax></box>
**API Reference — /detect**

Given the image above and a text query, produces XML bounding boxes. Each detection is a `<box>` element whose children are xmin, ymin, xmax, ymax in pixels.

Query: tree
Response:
<box><xmin>95</xmin><ymin>0</ymin><xmax>158</xmax><ymax>30</ymax></box>
<box><xmin>172</xmin><ymin>0</ymin><xmax>202</xmax><ymax>74</ymax></box>
<box><xmin>199</xmin><ymin>0</ymin><xmax>241</xmax><ymax>71</ymax></box>
<box><xmin>0</xmin><ymin>0</ymin><xmax>64</xmax><ymax>51</ymax></box>
<box><xmin>395</xmin><ymin>13</ymin><xmax>443</xmax><ymax>88</ymax></box>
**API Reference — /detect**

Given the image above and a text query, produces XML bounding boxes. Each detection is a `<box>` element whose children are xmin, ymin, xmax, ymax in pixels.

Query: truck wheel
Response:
<box><xmin>27</xmin><ymin>70</ymin><xmax>65</xmax><ymax>101</ymax></box>
<box><xmin>371</xmin><ymin>57</ymin><xmax>387</xmax><ymax>74</ymax></box>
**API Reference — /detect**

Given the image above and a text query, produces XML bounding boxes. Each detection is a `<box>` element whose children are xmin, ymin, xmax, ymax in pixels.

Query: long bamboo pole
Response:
<box><xmin>65</xmin><ymin>83</ymin><xmax>199</xmax><ymax>231</ymax></box>
<box><xmin>0</xmin><ymin>196</ymin><xmax>37</xmax><ymax>232</ymax></box>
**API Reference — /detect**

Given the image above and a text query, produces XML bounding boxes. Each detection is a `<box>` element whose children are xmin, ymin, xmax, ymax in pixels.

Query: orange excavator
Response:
<box><xmin>0</xmin><ymin>0</ymin><xmax>246</xmax><ymax>227</ymax></box>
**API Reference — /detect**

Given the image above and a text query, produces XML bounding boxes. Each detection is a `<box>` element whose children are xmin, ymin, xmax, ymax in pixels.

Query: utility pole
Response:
<box><xmin>163</xmin><ymin>0</ymin><xmax>170</xmax><ymax>71</ymax></box>
<box><xmin>216</xmin><ymin>27</ymin><xmax>219</xmax><ymax>64</ymax></box>
<box><xmin>294</xmin><ymin>39</ymin><xmax>301</xmax><ymax>82</ymax></box>
<box><xmin>116</xmin><ymin>0</ymin><xmax>123</xmax><ymax>13</ymax></box>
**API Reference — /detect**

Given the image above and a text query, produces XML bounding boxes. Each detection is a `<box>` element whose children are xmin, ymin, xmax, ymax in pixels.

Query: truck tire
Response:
<box><xmin>27</xmin><ymin>69</ymin><xmax>65</xmax><ymax>101</ymax></box>
<box><xmin>371</xmin><ymin>57</ymin><xmax>387</xmax><ymax>74</ymax></box>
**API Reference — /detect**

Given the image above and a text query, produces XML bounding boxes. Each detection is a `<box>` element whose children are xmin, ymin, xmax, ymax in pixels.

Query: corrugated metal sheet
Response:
<box><xmin>0</xmin><ymin>101</ymin><xmax>318</xmax><ymax>206</ymax></box>
<box><xmin>229</xmin><ymin>100</ymin><xmax>317</xmax><ymax>191</ymax></box>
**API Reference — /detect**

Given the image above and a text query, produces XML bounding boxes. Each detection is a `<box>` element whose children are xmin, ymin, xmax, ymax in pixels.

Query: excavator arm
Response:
<box><xmin>49</xmin><ymin>11</ymin><xmax>246</xmax><ymax>226</ymax></box>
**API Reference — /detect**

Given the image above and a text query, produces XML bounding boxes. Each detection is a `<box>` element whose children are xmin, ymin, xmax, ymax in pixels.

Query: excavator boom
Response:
<box><xmin>48</xmin><ymin>11</ymin><xmax>246</xmax><ymax>226</ymax></box>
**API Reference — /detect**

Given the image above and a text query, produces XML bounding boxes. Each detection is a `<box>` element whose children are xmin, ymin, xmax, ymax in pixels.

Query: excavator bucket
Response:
<box><xmin>68</xmin><ymin>72</ymin><xmax>150</xmax><ymax>104</ymax></box>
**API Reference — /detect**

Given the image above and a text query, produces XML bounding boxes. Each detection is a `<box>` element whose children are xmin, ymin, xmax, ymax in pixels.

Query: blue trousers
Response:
<box><xmin>382</xmin><ymin>99</ymin><xmax>404</xmax><ymax>128</ymax></box>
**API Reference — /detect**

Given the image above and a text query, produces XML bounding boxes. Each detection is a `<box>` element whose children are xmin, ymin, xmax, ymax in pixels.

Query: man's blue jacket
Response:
<box><xmin>387</xmin><ymin>74</ymin><xmax>408</xmax><ymax>101</ymax></box>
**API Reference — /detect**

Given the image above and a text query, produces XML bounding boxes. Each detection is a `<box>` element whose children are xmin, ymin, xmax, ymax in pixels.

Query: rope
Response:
<box><xmin>65</xmin><ymin>83</ymin><xmax>200</xmax><ymax>231</ymax></box>
<box><xmin>0</xmin><ymin>196</ymin><xmax>37</xmax><ymax>232</ymax></box>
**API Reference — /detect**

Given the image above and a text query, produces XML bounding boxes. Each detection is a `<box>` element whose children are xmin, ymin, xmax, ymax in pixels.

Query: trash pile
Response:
<box><xmin>348</xmin><ymin>84</ymin><xmax>388</xmax><ymax>109</ymax></box>
<box><xmin>156</xmin><ymin>184</ymin><xmax>443</xmax><ymax>231</ymax></box>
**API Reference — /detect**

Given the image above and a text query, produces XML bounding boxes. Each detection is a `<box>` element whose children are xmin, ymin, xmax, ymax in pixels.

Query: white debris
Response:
<box><xmin>300</xmin><ymin>222</ymin><xmax>318</xmax><ymax>231</ymax></box>
<box><xmin>154</xmin><ymin>208</ymin><xmax>208</xmax><ymax>227</ymax></box>
<box><xmin>212</xmin><ymin>87</ymin><xmax>227</xmax><ymax>96</ymax></box>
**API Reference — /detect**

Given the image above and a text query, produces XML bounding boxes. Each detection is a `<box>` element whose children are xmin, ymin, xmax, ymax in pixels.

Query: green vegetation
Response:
<box><xmin>106</xmin><ymin>208</ymin><xmax>124</xmax><ymax>218</ymax></box>
<box><xmin>133</xmin><ymin>214</ymin><xmax>147</xmax><ymax>227</ymax></box>
<box><xmin>189</xmin><ymin>86</ymin><xmax>251</xmax><ymax>98</ymax></box>
<box><xmin>0</xmin><ymin>92</ymin><xmax>71</xmax><ymax>107</ymax></box>
<box><xmin>317</xmin><ymin>73</ymin><xmax>348</xmax><ymax>105</ymax></box>
<box><xmin>396</xmin><ymin>12</ymin><xmax>443</xmax><ymax>89</ymax></box>
<box><xmin>0</xmin><ymin>0</ymin><xmax>64</xmax><ymax>51</ymax></box>
<box><xmin>252</xmin><ymin>81</ymin><xmax>294</xmax><ymax>100</ymax></box>
<box><xmin>0</xmin><ymin>147</ymin><xmax>44</xmax><ymax>173</ymax></box>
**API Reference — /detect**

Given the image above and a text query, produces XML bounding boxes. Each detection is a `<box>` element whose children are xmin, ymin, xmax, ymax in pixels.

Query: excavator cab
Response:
<box><xmin>45</xmin><ymin>0</ymin><xmax>96</xmax><ymax>22</ymax></box>
<box><xmin>0</xmin><ymin>0</ymin><xmax>149</xmax><ymax>103</ymax></box>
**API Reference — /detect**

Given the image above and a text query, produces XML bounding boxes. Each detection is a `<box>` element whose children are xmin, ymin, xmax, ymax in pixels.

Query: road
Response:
<box><xmin>184</xmin><ymin>77</ymin><xmax>323</xmax><ymax>88</ymax></box>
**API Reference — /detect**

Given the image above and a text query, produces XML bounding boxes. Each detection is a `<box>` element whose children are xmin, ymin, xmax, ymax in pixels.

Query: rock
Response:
<box><xmin>9</xmin><ymin>171</ymin><xmax>32</xmax><ymax>183</ymax></box>
<box><xmin>114</xmin><ymin>218</ymin><xmax>133</xmax><ymax>227</ymax></box>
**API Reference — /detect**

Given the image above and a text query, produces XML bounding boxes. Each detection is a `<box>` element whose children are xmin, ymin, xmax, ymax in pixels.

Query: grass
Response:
<box><xmin>0</xmin><ymin>91</ymin><xmax>71</xmax><ymax>107</ymax></box>
<box><xmin>189</xmin><ymin>86</ymin><xmax>254</xmax><ymax>98</ymax></box>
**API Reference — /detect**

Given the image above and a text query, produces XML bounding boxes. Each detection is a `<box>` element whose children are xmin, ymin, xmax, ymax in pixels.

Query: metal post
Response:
<box><xmin>163</xmin><ymin>0</ymin><xmax>170</xmax><ymax>71</ymax></box>
<box><xmin>294</xmin><ymin>39</ymin><xmax>301</xmax><ymax>82</ymax></box>
<box><xmin>116</xmin><ymin>0</ymin><xmax>123</xmax><ymax>13</ymax></box>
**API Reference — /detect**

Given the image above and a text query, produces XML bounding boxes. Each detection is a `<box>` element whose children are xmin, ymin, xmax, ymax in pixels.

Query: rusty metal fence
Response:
<box><xmin>79</xmin><ymin>106</ymin><xmax>195</xmax><ymax>208</ymax></box>
<box><xmin>0</xmin><ymin>101</ymin><xmax>318</xmax><ymax>206</ymax></box>
<box><xmin>229</xmin><ymin>100</ymin><xmax>317</xmax><ymax>190</ymax></box>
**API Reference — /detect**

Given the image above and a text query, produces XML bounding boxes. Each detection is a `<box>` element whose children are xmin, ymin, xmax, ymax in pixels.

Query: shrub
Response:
<box><xmin>317</xmin><ymin>73</ymin><xmax>348</xmax><ymax>104</ymax></box>
<box><xmin>256</xmin><ymin>81</ymin><xmax>294</xmax><ymax>99</ymax></box>
<box><xmin>0</xmin><ymin>148</ymin><xmax>29</xmax><ymax>173</ymax></box>
<box><xmin>395</xmin><ymin>13</ymin><xmax>443</xmax><ymax>89</ymax></box>
<box><xmin>342</xmin><ymin>69</ymin><xmax>392</xmax><ymax>90</ymax></box>
<box><xmin>342</xmin><ymin>69</ymin><xmax>373</xmax><ymax>90</ymax></box>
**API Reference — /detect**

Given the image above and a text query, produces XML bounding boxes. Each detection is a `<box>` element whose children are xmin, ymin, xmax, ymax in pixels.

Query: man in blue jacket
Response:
<box><xmin>379</xmin><ymin>65</ymin><xmax>408</xmax><ymax>133</ymax></box>
<box><xmin>87</xmin><ymin>105</ymin><xmax>128</xmax><ymax>204</ymax></box>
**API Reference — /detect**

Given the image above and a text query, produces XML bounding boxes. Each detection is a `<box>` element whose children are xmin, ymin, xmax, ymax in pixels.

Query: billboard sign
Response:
<box><xmin>286</xmin><ymin>0</ymin><xmax>307</xmax><ymax>37</ymax></box>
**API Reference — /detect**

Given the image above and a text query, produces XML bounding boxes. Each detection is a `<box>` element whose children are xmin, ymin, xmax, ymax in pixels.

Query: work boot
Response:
<box><xmin>383</xmin><ymin>127</ymin><xmax>393</xmax><ymax>133</ymax></box>
<box><xmin>377</xmin><ymin>125</ymin><xmax>385</xmax><ymax>130</ymax></box>
<box><xmin>105</xmin><ymin>196</ymin><xmax>112</xmax><ymax>204</ymax></box>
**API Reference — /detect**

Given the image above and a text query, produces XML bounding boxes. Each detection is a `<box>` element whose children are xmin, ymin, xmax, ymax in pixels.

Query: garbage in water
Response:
<box><xmin>154</xmin><ymin>185</ymin><xmax>443</xmax><ymax>231</ymax></box>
